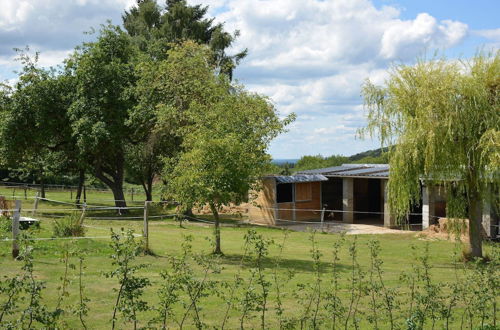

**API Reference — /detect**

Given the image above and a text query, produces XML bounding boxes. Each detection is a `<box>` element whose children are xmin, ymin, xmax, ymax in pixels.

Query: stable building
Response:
<box><xmin>248</xmin><ymin>164</ymin><xmax>499</xmax><ymax>237</ymax></box>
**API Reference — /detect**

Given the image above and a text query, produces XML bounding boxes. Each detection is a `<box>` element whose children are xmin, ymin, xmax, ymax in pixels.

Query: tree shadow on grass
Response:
<box><xmin>220</xmin><ymin>253</ymin><xmax>348</xmax><ymax>274</ymax></box>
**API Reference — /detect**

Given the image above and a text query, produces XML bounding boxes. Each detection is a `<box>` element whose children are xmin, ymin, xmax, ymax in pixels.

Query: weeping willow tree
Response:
<box><xmin>362</xmin><ymin>52</ymin><xmax>499</xmax><ymax>258</ymax></box>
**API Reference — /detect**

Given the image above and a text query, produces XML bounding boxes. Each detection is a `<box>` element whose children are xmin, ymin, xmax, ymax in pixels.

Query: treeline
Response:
<box><xmin>1</xmin><ymin>230</ymin><xmax>497</xmax><ymax>329</ymax></box>
<box><xmin>0</xmin><ymin>0</ymin><xmax>292</xmax><ymax>252</ymax></box>
<box><xmin>273</xmin><ymin>147</ymin><xmax>389</xmax><ymax>174</ymax></box>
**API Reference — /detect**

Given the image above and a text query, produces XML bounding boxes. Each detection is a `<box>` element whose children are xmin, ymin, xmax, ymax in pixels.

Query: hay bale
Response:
<box><xmin>438</xmin><ymin>218</ymin><xmax>469</xmax><ymax>235</ymax></box>
<box><xmin>0</xmin><ymin>196</ymin><xmax>13</xmax><ymax>217</ymax></box>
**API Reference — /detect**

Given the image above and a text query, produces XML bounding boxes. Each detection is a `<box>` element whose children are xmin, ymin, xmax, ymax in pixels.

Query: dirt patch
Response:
<box><xmin>274</xmin><ymin>221</ymin><xmax>413</xmax><ymax>235</ymax></box>
<box><xmin>417</xmin><ymin>218</ymin><xmax>473</xmax><ymax>242</ymax></box>
<box><xmin>192</xmin><ymin>203</ymin><xmax>251</xmax><ymax>216</ymax></box>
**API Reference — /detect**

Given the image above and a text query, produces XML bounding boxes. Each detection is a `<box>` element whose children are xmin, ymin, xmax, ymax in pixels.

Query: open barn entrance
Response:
<box><xmin>353</xmin><ymin>178</ymin><xmax>383</xmax><ymax>224</ymax></box>
<box><xmin>321</xmin><ymin>178</ymin><xmax>343</xmax><ymax>220</ymax></box>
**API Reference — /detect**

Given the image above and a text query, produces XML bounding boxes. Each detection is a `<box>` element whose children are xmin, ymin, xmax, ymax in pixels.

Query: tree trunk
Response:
<box><xmin>183</xmin><ymin>205</ymin><xmax>194</xmax><ymax>217</ymax></box>
<box><xmin>141</xmin><ymin>177</ymin><xmax>153</xmax><ymax>202</ymax></box>
<box><xmin>109</xmin><ymin>183</ymin><xmax>127</xmax><ymax>209</ymax></box>
<box><xmin>94</xmin><ymin>165</ymin><xmax>127</xmax><ymax>213</ymax></box>
<box><xmin>467</xmin><ymin>193</ymin><xmax>483</xmax><ymax>258</ymax></box>
<box><xmin>75</xmin><ymin>169</ymin><xmax>85</xmax><ymax>205</ymax></box>
<box><xmin>209</xmin><ymin>202</ymin><xmax>222</xmax><ymax>255</ymax></box>
<box><xmin>40</xmin><ymin>179</ymin><xmax>46</xmax><ymax>199</ymax></box>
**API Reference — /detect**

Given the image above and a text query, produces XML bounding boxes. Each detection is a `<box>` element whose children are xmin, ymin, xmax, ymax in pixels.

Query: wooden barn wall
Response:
<box><xmin>248</xmin><ymin>178</ymin><xmax>276</xmax><ymax>225</ymax></box>
<box><xmin>277</xmin><ymin>202</ymin><xmax>294</xmax><ymax>221</ymax></box>
<box><xmin>295</xmin><ymin>182</ymin><xmax>322</xmax><ymax>221</ymax></box>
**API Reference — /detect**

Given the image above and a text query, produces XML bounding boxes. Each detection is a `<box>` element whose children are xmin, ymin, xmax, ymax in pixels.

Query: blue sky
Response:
<box><xmin>0</xmin><ymin>0</ymin><xmax>498</xmax><ymax>159</ymax></box>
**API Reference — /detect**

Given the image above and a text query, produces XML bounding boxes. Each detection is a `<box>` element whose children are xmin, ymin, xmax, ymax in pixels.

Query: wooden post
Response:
<box><xmin>131</xmin><ymin>188</ymin><xmax>134</xmax><ymax>202</ymax></box>
<box><xmin>79</xmin><ymin>203</ymin><xmax>87</xmax><ymax>225</ymax></box>
<box><xmin>320</xmin><ymin>206</ymin><xmax>326</xmax><ymax>232</ymax></box>
<box><xmin>24</xmin><ymin>185</ymin><xmax>27</xmax><ymax>200</ymax></box>
<box><xmin>12</xmin><ymin>200</ymin><xmax>21</xmax><ymax>259</ymax></box>
<box><xmin>12</xmin><ymin>188</ymin><xmax>15</xmax><ymax>199</ymax></box>
<box><xmin>70</xmin><ymin>189</ymin><xmax>73</xmax><ymax>200</ymax></box>
<box><xmin>32</xmin><ymin>192</ymin><xmax>40</xmax><ymax>216</ymax></box>
<box><xmin>143</xmin><ymin>201</ymin><xmax>150</xmax><ymax>251</ymax></box>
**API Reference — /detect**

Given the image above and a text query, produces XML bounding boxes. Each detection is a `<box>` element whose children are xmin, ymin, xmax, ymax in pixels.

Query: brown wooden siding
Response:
<box><xmin>295</xmin><ymin>181</ymin><xmax>322</xmax><ymax>221</ymax></box>
<box><xmin>248</xmin><ymin>178</ymin><xmax>277</xmax><ymax>225</ymax></box>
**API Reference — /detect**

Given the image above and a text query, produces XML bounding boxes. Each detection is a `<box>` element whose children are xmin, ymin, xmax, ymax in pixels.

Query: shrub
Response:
<box><xmin>53</xmin><ymin>213</ymin><xmax>85</xmax><ymax>237</ymax></box>
<box><xmin>0</xmin><ymin>216</ymin><xmax>11</xmax><ymax>239</ymax></box>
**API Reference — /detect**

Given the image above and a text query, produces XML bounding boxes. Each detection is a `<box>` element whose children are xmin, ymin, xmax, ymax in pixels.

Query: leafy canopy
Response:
<box><xmin>162</xmin><ymin>42</ymin><xmax>294</xmax><ymax>209</ymax></box>
<box><xmin>362</xmin><ymin>52</ymin><xmax>499</xmax><ymax>221</ymax></box>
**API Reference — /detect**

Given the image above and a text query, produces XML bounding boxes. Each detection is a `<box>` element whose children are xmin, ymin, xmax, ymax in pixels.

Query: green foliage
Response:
<box><xmin>290</xmin><ymin>147</ymin><xmax>389</xmax><ymax>175</ymax></box>
<box><xmin>294</xmin><ymin>154</ymin><xmax>348</xmax><ymax>172</ymax></box>
<box><xmin>74</xmin><ymin>254</ymin><xmax>89</xmax><ymax>330</ymax></box>
<box><xmin>0</xmin><ymin>216</ymin><xmax>10</xmax><ymax>239</ymax></box>
<box><xmin>348</xmin><ymin>147</ymin><xmax>389</xmax><ymax>162</ymax></box>
<box><xmin>1</xmin><ymin>227</ymin><xmax>499</xmax><ymax>328</ymax></box>
<box><xmin>68</xmin><ymin>24</ymin><xmax>138</xmax><ymax>208</ymax></box>
<box><xmin>0</xmin><ymin>50</ymin><xmax>78</xmax><ymax>187</ymax></box>
<box><xmin>123</xmin><ymin>0</ymin><xmax>246</xmax><ymax>78</ymax></box>
<box><xmin>0</xmin><ymin>233</ymin><xmax>51</xmax><ymax>328</ymax></box>
<box><xmin>52</xmin><ymin>213</ymin><xmax>85</xmax><ymax>238</ymax></box>
<box><xmin>104</xmin><ymin>229</ymin><xmax>150</xmax><ymax>329</ymax></box>
<box><xmin>160</xmin><ymin>42</ymin><xmax>293</xmax><ymax>253</ymax></box>
<box><xmin>362</xmin><ymin>52</ymin><xmax>500</xmax><ymax>257</ymax></box>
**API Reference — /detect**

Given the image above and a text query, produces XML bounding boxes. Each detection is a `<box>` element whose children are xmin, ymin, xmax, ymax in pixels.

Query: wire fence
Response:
<box><xmin>0</xmin><ymin>181</ymin><xmax>133</xmax><ymax>192</ymax></box>
<box><xmin>2</xmin><ymin>196</ymin><xmax>498</xmax><ymax>245</ymax></box>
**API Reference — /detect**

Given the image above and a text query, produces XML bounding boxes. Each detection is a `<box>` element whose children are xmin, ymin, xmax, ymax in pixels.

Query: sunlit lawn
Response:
<box><xmin>1</xmin><ymin>205</ymin><xmax>497</xmax><ymax>329</ymax></box>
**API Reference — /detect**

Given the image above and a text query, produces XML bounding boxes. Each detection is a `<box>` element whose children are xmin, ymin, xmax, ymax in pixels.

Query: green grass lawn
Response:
<box><xmin>0</xmin><ymin>200</ymin><xmax>498</xmax><ymax>329</ymax></box>
<box><xmin>0</xmin><ymin>185</ymin><xmax>160</xmax><ymax>205</ymax></box>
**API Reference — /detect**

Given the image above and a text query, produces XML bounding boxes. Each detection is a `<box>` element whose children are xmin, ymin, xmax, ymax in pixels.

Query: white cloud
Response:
<box><xmin>380</xmin><ymin>14</ymin><xmax>467</xmax><ymax>59</ymax></box>
<box><xmin>0</xmin><ymin>0</ymin><xmax>478</xmax><ymax>158</ymax></box>
<box><xmin>0</xmin><ymin>0</ymin><xmax>133</xmax><ymax>57</ymax></box>
<box><xmin>187</xmin><ymin>0</ymin><xmax>471</xmax><ymax>157</ymax></box>
<box><xmin>474</xmin><ymin>28</ymin><xmax>500</xmax><ymax>41</ymax></box>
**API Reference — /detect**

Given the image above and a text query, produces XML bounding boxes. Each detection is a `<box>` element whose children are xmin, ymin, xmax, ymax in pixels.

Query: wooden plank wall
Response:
<box><xmin>295</xmin><ymin>182</ymin><xmax>322</xmax><ymax>221</ymax></box>
<box><xmin>248</xmin><ymin>178</ymin><xmax>277</xmax><ymax>225</ymax></box>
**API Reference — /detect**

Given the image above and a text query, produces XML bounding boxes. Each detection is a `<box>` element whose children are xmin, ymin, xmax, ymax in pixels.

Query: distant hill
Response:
<box><xmin>348</xmin><ymin>147</ymin><xmax>388</xmax><ymax>162</ymax></box>
<box><xmin>282</xmin><ymin>147</ymin><xmax>390</xmax><ymax>174</ymax></box>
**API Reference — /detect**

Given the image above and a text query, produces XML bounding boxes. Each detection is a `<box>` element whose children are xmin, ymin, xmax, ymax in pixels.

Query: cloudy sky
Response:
<box><xmin>1</xmin><ymin>0</ymin><xmax>499</xmax><ymax>159</ymax></box>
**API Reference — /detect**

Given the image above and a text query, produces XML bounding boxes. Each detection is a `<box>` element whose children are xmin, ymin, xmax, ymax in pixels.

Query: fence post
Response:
<box><xmin>320</xmin><ymin>205</ymin><xmax>326</xmax><ymax>232</ymax></box>
<box><xmin>32</xmin><ymin>192</ymin><xmax>40</xmax><ymax>216</ymax></box>
<box><xmin>12</xmin><ymin>200</ymin><xmax>21</xmax><ymax>259</ymax></box>
<box><xmin>143</xmin><ymin>201</ymin><xmax>150</xmax><ymax>251</ymax></box>
<box><xmin>83</xmin><ymin>185</ymin><xmax>87</xmax><ymax>203</ymax></box>
<box><xmin>79</xmin><ymin>203</ymin><xmax>87</xmax><ymax>225</ymax></box>
<box><xmin>24</xmin><ymin>185</ymin><xmax>27</xmax><ymax>200</ymax></box>
<box><xmin>131</xmin><ymin>188</ymin><xmax>134</xmax><ymax>202</ymax></box>
<box><xmin>70</xmin><ymin>189</ymin><xmax>73</xmax><ymax>201</ymax></box>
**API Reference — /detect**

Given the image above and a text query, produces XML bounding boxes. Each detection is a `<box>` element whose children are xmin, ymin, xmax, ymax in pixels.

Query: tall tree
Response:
<box><xmin>362</xmin><ymin>52</ymin><xmax>500</xmax><ymax>258</ymax></box>
<box><xmin>123</xmin><ymin>0</ymin><xmax>247</xmax><ymax>200</ymax></box>
<box><xmin>162</xmin><ymin>42</ymin><xmax>293</xmax><ymax>254</ymax></box>
<box><xmin>123</xmin><ymin>0</ymin><xmax>246</xmax><ymax>78</ymax></box>
<box><xmin>0</xmin><ymin>51</ymin><xmax>79</xmax><ymax>198</ymax></box>
<box><xmin>68</xmin><ymin>25</ymin><xmax>137</xmax><ymax>209</ymax></box>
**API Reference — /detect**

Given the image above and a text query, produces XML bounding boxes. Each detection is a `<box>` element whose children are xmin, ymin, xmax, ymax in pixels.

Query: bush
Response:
<box><xmin>53</xmin><ymin>213</ymin><xmax>85</xmax><ymax>237</ymax></box>
<box><xmin>0</xmin><ymin>215</ymin><xmax>11</xmax><ymax>239</ymax></box>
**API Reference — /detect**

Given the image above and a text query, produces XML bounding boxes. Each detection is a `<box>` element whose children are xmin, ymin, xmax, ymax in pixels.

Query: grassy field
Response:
<box><xmin>0</xmin><ymin>185</ymin><xmax>159</xmax><ymax>206</ymax></box>
<box><xmin>0</xmin><ymin>188</ymin><xmax>500</xmax><ymax>329</ymax></box>
<box><xmin>0</xmin><ymin>191</ymin><xmax>498</xmax><ymax>329</ymax></box>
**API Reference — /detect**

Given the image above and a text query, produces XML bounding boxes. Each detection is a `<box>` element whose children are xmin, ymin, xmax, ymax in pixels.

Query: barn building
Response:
<box><xmin>248</xmin><ymin>164</ymin><xmax>498</xmax><ymax>237</ymax></box>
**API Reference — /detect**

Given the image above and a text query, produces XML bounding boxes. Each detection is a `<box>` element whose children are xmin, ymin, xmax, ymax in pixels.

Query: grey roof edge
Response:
<box><xmin>264</xmin><ymin>174</ymin><xmax>329</xmax><ymax>184</ymax></box>
<box><xmin>297</xmin><ymin>164</ymin><xmax>389</xmax><ymax>176</ymax></box>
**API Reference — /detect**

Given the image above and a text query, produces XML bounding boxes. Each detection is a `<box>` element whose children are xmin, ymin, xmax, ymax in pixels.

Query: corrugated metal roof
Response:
<box><xmin>299</xmin><ymin>165</ymin><xmax>355</xmax><ymax>175</ymax></box>
<box><xmin>297</xmin><ymin>164</ymin><xmax>390</xmax><ymax>178</ymax></box>
<box><xmin>274</xmin><ymin>174</ymin><xmax>329</xmax><ymax>183</ymax></box>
